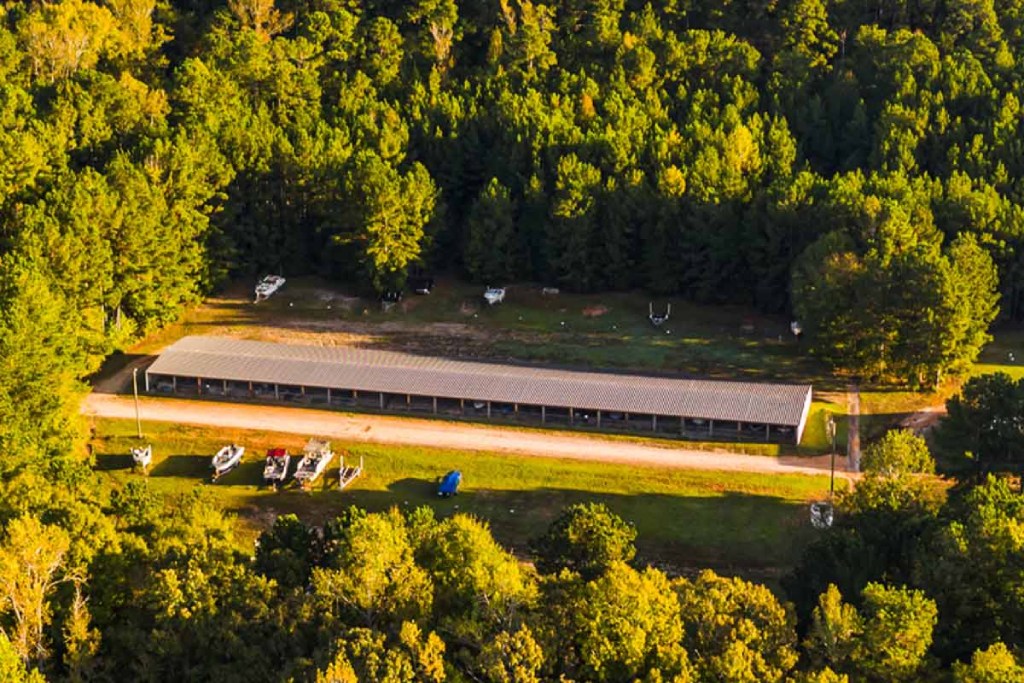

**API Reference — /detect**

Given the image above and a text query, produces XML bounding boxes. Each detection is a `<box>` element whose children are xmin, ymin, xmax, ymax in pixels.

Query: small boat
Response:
<box><xmin>263</xmin><ymin>448</ymin><xmax>290</xmax><ymax>486</ymax></box>
<box><xmin>438</xmin><ymin>470</ymin><xmax>461</xmax><ymax>497</ymax></box>
<box><xmin>409</xmin><ymin>276</ymin><xmax>434</xmax><ymax>294</ymax></box>
<box><xmin>483</xmin><ymin>287</ymin><xmax>505</xmax><ymax>305</ymax></box>
<box><xmin>294</xmin><ymin>438</ymin><xmax>335</xmax><ymax>488</ymax></box>
<box><xmin>211</xmin><ymin>443</ymin><xmax>245</xmax><ymax>481</ymax></box>
<box><xmin>254</xmin><ymin>275</ymin><xmax>286</xmax><ymax>302</ymax></box>
<box><xmin>131</xmin><ymin>445</ymin><xmax>152</xmax><ymax>472</ymax></box>
<box><xmin>810</xmin><ymin>501</ymin><xmax>834</xmax><ymax>529</ymax></box>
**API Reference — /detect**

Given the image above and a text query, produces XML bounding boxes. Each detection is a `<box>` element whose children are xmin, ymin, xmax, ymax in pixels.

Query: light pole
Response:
<box><xmin>132</xmin><ymin>367</ymin><xmax>143</xmax><ymax>439</ymax></box>
<box><xmin>826</xmin><ymin>413</ymin><xmax>836</xmax><ymax>500</ymax></box>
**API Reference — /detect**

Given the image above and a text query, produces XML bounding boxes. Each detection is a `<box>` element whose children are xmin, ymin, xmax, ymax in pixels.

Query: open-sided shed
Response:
<box><xmin>145</xmin><ymin>336</ymin><xmax>814</xmax><ymax>444</ymax></box>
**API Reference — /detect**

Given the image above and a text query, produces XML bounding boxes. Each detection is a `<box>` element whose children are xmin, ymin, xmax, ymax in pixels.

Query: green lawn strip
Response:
<box><xmin>802</xmin><ymin>401</ymin><xmax>849</xmax><ymax>454</ymax></box>
<box><xmin>971</xmin><ymin>327</ymin><xmax>1024</xmax><ymax>380</ymax></box>
<box><xmin>91</xmin><ymin>418</ymin><xmax>834</xmax><ymax>572</ymax></box>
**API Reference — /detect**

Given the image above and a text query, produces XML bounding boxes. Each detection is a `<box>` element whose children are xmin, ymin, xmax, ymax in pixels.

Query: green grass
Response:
<box><xmin>127</xmin><ymin>277</ymin><xmax>831</xmax><ymax>385</ymax></box>
<box><xmin>91</xmin><ymin>418</ymin><xmax>838</xmax><ymax>573</ymax></box>
<box><xmin>802</xmin><ymin>400</ymin><xmax>850</xmax><ymax>454</ymax></box>
<box><xmin>971</xmin><ymin>327</ymin><xmax>1024</xmax><ymax>380</ymax></box>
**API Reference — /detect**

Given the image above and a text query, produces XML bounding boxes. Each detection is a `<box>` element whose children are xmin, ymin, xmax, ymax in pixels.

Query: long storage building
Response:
<box><xmin>145</xmin><ymin>336</ymin><xmax>814</xmax><ymax>444</ymax></box>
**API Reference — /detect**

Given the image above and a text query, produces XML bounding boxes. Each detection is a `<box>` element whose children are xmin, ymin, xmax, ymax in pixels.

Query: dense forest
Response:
<box><xmin>2</xmin><ymin>0</ymin><xmax>1024</xmax><ymax>681</ymax></box>
<box><xmin>0</xmin><ymin>0</ymin><xmax>1021</xmax><ymax>383</ymax></box>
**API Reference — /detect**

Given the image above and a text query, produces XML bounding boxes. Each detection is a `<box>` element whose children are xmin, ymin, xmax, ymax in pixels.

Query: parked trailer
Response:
<box><xmin>338</xmin><ymin>454</ymin><xmax>364</xmax><ymax>490</ymax></box>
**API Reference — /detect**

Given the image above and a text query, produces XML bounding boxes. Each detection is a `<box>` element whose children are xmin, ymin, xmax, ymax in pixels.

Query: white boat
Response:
<box><xmin>294</xmin><ymin>438</ymin><xmax>334</xmax><ymax>487</ymax></box>
<box><xmin>263</xmin><ymin>448</ymin><xmax>290</xmax><ymax>486</ymax></box>
<box><xmin>131</xmin><ymin>445</ymin><xmax>152</xmax><ymax>472</ymax></box>
<box><xmin>254</xmin><ymin>275</ymin><xmax>286</xmax><ymax>302</ymax></box>
<box><xmin>211</xmin><ymin>444</ymin><xmax>245</xmax><ymax>480</ymax></box>
<box><xmin>484</xmin><ymin>286</ymin><xmax>505</xmax><ymax>305</ymax></box>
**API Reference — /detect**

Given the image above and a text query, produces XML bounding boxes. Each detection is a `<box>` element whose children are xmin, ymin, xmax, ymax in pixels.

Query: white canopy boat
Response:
<box><xmin>263</xmin><ymin>448</ymin><xmax>290</xmax><ymax>486</ymax></box>
<box><xmin>483</xmin><ymin>286</ymin><xmax>505</xmax><ymax>305</ymax></box>
<box><xmin>211</xmin><ymin>443</ymin><xmax>245</xmax><ymax>481</ymax></box>
<box><xmin>131</xmin><ymin>445</ymin><xmax>152</xmax><ymax>472</ymax></box>
<box><xmin>254</xmin><ymin>275</ymin><xmax>286</xmax><ymax>302</ymax></box>
<box><xmin>294</xmin><ymin>438</ymin><xmax>334</xmax><ymax>488</ymax></box>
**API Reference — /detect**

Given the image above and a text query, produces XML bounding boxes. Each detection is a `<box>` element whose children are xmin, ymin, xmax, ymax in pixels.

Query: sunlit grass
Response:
<box><xmin>91</xmin><ymin>418</ymin><xmax>837</xmax><ymax>572</ymax></box>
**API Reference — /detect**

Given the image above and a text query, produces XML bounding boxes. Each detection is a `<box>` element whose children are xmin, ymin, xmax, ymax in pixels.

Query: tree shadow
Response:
<box><xmin>221</xmin><ymin>478</ymin><xmax>824</xmax><ymax>576</ymax></box>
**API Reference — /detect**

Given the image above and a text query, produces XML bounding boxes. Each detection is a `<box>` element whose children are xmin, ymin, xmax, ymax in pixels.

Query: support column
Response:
<box><xmin>596</xmin><ymin>410</ymin><xmax>601</xmax><ymax>428</ymax></box>
<box><xmin>569</xmin><ymin>407</ymin><xmax>574</xmax><ymax>425</ymax></box>
<box><xmin>737</xmin><ymin>421</ymin><xmax>742</xmax><ymax>435</ymax></box>
<box><xmin>487</xmin><ymin>401</ymin><xmax>492</xmax><ymax>418</ymax></box>
<box><xmin>709</xmin><ymin>419</ymin><xmax>714</xmax><ymax>437</ymax></box>
<box><xmin>274</xmin><ymin>384</ymin><xmax>279</xmax><ymax>400</ymax></box>
<box><xmin>652</xmin><ymin>415</ymin><xmax>657</xmax><ymax>431</ymax></box>
<box><xmin>248</xmin><ymin>381</ymin><xmax>253</xmax><ymax>398</ymax></box>
<box><xmin>172</xmin><ymin>376</ymin><xmax>177</xmax><ymax>392</ymax></box>
<box><xmin>460</xmin><ymin>398</ymin><xmax>465</xmax><ymax>415</ymax></box>
<box><xmin>514</xmin><ymin>403</ymin><xmax>519</xmax><ymax>417</ymax></box>
<box><xmin>223</xmin><ymin>379</ymin><xmax>228</xmax><ymax>394</ymax></box>
<box><xmin>766</xmin><ymin>424</ymin><xmax>771</xmax><ymax>441</ymax></box>
<box><xmin>327</xmin><ymin>388</ymin><xmax>332</xmax><ymax>403</ymax></box>
<box><xmin>681</xmin><ymin>417</ymin><xmax>685</xmax><ymax>435</ymax></box>
<box><xmin>432</xmin><ymin>396</ymin><xmax>437</xmax><ymax>414</ymax></box>
<box><xmin>380</xmin><ymin>393</ymin><xmax>385</xmax><ymax>410</ymax></box>
<box><xmin>197</xmin><ymin>377</ymin><xmax>202</xmax><ymax>394</ymax></box>
<box><xmin>541</xmin><ymin>406</ymin><xmax>546</xmax><ymax>424</ymax></box>
<box><xmin>145</xmin><ymin>373</ymin><xmax>150</xmax><ymax>392</ymax></box>
<box><xmin>406</xmin><ymin>394</ymin><xmax>411</xmax><ymax>406</ymax></box>
<box><xmin>301</xmin><ymin>385</ymin><xmax>305</xmax><ymax>397</ymax></box>
<box><xmin>353</xmin><ymin>389</ymin><xmax>358</xmax><ymax>402</ymax></box>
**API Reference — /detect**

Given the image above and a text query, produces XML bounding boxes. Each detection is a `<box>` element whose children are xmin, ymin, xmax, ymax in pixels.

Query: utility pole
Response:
<box><xmin>826</xmin><ymin>413</ymin><xmax>836</xmax><ymax>500</ymax></box>
<box><xmin>132</xmin><ymin>368</ymin><xmax>143</xmax><ymax>439</ymax></box>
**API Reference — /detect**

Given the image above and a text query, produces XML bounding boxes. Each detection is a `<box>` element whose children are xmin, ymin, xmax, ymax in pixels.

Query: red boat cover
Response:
<box><xmin>267</xmin><ymin>448</ymin><xmax>287</xmax><ymax>458</ymax></box>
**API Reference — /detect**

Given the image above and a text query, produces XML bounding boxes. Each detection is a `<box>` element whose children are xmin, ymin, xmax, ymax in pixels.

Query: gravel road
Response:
<box><xmin>83</xmin><ymin>393</ymin><xmax>847</xmax><ymax>477</ymax></box>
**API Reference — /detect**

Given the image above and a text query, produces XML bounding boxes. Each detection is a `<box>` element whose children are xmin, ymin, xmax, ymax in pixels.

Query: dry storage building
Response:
<box><xmin>145</xmin><ymin>336</ymin><xmax>814</xmax><ymax>444</ymax></box>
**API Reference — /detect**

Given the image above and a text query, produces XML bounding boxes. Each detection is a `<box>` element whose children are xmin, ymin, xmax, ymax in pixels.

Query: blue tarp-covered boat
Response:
<box><xmin>438</xmin><ymin>470</ymin><xmax>462</xmax><ymax>497</ymax></box>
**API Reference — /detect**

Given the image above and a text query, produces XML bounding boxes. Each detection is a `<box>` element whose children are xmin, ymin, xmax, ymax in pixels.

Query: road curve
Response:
<box><xmin>83</xmin><ymin>393</ymin><xmax>847</xmax><ymax>477</ymax></box>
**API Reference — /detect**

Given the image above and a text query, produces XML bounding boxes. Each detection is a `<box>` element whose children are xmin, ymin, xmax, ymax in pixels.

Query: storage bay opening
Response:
<box><xmin>145</xmin><ymin>336</ymin><xmax>814</xmax><ymax>444</ymax></box>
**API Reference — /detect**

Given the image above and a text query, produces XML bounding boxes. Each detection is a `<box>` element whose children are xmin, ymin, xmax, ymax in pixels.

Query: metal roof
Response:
<box><xmin>147</xmin><ymin>336</ymin><xmax>812</xmax><ymax>426</ymax></box>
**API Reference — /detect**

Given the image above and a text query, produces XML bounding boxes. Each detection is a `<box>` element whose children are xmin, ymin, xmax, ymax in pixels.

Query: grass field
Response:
<box><xmin>132</xmin><ymin>277</ymin><xmax>831</xmax><ymax>384</ymax></box>
<box><xmin>90</xmin><ymin>418</ymin><xmax>839</xmax><ymax>574</ymax></box>
<box><xmin>972</xmin><ymin>327</ymin><xmax>1024</xmax><ymax>380</ymax></box>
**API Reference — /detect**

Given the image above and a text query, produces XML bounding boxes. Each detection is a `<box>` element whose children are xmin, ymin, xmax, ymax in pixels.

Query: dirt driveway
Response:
<box><xmin>83</xmin><ymin>393</ymin><xmax>847</xmax><ymax>477</ymax></box>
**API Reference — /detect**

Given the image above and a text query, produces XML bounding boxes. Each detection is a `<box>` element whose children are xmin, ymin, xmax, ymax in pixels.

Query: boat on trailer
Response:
<box><xmin>131</xmin><ymin>445</ymin><xmax>152</xmax><ymax>473</ymax></box>
<box><xmin>483</xmin><ymin>286</ymin><xmax>505</xmax><ymax>305</ymax></box>
<box><xmin>294</xmin><ymin>439</ymin><xmax>335</xmax><ymax>488</ymax></box>
<box><xmin>438</xmin><ymin>470</ymin><xmax>462</xmax><ymax>497</ymax></box>
<box><xmin>211</xmin><ymin>444</ymin><xmax>245</xmax><ymax>481</ymax></box>
<box><xmin>263</xmin><ymin>448</ymin><xmax>290</xmax><ymax>487</ymax></box>
<box><xmin>254</xmin><ymin>275</ymin><xmax>286</xmax><ymax>302</ymax></box>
